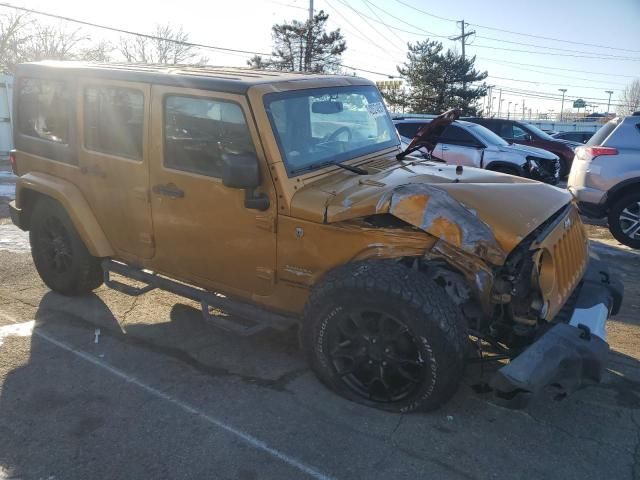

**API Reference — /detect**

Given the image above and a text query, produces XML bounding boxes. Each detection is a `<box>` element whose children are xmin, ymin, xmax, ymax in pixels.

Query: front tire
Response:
<box><xmin>608</xmin><ymin>192</ymin><xmax>640</xmax><ymax>249</ymax></box>
<box><xmin>301</xmin><ymin>261</ymin><xmax>467</xmax><ymax>413</ymax></box>
<box><xmin>29</xmin><ymin>199</ymin><xmax>104</xmax><ymax>295</ymax></box>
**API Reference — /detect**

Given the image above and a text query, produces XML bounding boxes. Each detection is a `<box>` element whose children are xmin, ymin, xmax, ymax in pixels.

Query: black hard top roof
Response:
<box><xmin>15</xmin><ymin>61</ymin><xmax>369</xmax><ymax>94</ymax></box>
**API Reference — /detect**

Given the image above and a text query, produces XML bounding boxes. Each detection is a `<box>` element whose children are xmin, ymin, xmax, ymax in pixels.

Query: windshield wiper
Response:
<box><xmin>291</xmin><ymin>160</ymin><xmax>368</xmax><ymax>175</ymax></box>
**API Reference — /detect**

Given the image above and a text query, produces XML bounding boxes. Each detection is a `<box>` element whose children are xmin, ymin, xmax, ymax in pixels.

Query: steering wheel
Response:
<box><xmin>326</xmin><ymin>126</ymin><xmax>352</xmax><ymax>142</ymax></box>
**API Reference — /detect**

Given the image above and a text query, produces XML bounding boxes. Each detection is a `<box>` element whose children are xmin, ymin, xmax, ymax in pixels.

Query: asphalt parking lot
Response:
<box><xmin>0</xmin><ymin>182</ymin><xmax>639</xmax><ymax>478</ymax></box>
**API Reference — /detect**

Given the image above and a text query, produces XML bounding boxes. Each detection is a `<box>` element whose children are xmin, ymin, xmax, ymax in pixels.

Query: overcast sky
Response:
<box><xmin>9</xmin><ymin>0</ymin><xmax>640</xmax><ymax>115</ymax></box>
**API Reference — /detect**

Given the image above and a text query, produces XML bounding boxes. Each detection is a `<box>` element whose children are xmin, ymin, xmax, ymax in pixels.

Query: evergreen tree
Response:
<box><xmin>398</xmin><ymin>39</ymin><xmax>488</xmax><ymax>115</ymax></box>
<box><xmin>248</xmin><ymin>11</ymin><xmax>346</xmax><ymax>73</ymax></box>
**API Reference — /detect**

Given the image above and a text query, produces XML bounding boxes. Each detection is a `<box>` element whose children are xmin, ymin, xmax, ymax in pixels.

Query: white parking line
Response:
<box><xmin>0</xmin><ymin>314</ymin><xmax>335</xmax><ymax>480</ymax></box>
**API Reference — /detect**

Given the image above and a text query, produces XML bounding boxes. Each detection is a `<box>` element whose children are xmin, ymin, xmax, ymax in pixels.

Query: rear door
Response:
<box><xmin>438</xmin><ymin>125</ymin><xmax>483</xmax><ymax>167</ymax></box>
<box><xmin>147</xmin><ymin>85</ymin><xmax>277</xmax><ymax>298</ymax></box>
<box><xmin>77</xmin><ymin>79</ymin><xmax>154</xmax><ymax>261</ymax></box>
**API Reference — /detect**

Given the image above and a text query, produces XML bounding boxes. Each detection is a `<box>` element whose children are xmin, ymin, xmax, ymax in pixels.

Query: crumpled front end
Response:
<box><xmin>490</xmin><ymin>257</ymin><xmax>623</xmax><ymax>406</ymax></box>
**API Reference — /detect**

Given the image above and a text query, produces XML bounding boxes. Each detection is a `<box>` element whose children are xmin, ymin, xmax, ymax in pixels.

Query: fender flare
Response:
<box><xmin>15</xmin><ymin>172</ymin><xmax>115</xmax><ymax>257</ymax></box>
<box><xmin>484</xmin><ymin>161</ymin><xmax>525</xmax><ymax>176</ymax></box>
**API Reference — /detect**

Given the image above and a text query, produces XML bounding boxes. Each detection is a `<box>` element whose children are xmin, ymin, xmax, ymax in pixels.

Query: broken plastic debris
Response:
<box><xmin>94</xmin><ymin>328</ymin><xmax>101</xmax><ymax>344</ymax></box>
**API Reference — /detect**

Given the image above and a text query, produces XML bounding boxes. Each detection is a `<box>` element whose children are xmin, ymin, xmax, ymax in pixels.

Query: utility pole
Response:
<box><xmin>507</xmin><ymin>101</ymin><xmax>512</xmax><ymax>119</ymax></box>
<box><xmin>450</xmin><ymin>20</ymin><xmax>475</xmax><ymax>61</ymax></box>
<box><xmin>522</xmin><ymin>99</ymin><xmax>525</xmax><ymax>120</ymax></box>
<box><xmin>304</xmin><ymin>0</ymin><xmax>314</xmax><ymax>71</ymax></box>
<box><xmin>558</xmin><ymin>88</ymin><xmax>567</xmax><ymax>122</ymax></box>
<box><xmin>497</xmin><ymin>88</ymin><xmax>502</xmax><ymax>118</ymax></box>
<box><xmin>605</xmin><ymin>90</ymin><xmax>613</xmax><ymax>115</ymax></box>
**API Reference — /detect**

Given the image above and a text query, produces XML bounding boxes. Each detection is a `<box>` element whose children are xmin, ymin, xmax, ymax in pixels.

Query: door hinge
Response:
<box><xmin>255</xmin><ymin>213</ymin><xmax>277</xmax><ymax>232</ymax></box>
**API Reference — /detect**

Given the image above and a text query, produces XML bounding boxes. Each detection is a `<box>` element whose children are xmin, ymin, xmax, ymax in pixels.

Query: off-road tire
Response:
<box><xmin>301</xmin><ymin>260</ymin><xmax>467</xmax><ymax>413</ymax></box>
<box><xmin>29</xmin><ymin>198</ymin><xmax>104</xmax><ymax>295</ymax></box>
<box><xmin>608</xmin><ymin>192</ymin><xmax>640</xmax><ymax>249</ymax></box>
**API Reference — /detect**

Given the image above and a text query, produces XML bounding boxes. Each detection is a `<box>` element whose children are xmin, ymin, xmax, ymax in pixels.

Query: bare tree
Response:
<box><xmin>119</xmin><ymin>24</ymin><xmax>206</xmax><ymax>64</ymax></box>
<box><xmin>618</xmin><ymin>79</ymin><xmax>640</xmax><ymax>116</ymax></box>
<box><xmin>24</xmin><ymin>23</ymin><xmax>89</xmax><ymax>61</ymax></box>
<box><xmin>0</xmin><ymin>11</ymin><xmax>32</xmax><ymax>73</ymax></box>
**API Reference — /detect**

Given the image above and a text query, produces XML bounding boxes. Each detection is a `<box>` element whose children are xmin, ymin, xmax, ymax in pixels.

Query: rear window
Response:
<box><xmin>587</xmin><ymin>121</ymin><xmax>618</xmax><ymax>146</ymax></box>
<box><xmin>18</xmin><ymin>78</ymin><xmax>70</xmax><ymax>144</ymax></box>
<box><xmin>84</xmin><ymin>86</ymin><xmax>144</xmax><ymax>160</ymax></box>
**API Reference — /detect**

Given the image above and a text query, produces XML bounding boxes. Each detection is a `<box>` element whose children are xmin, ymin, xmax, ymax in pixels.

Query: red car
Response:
<box><xmin>465</xmin><ymin>118</ymin><xmax>580</xmax><ymax>177</ymax></box>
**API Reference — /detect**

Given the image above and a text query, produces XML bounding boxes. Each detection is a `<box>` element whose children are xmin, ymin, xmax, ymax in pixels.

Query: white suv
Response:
<box><xmin>395</xmin><ymin>117</ymin><xmax>560</xmax><ymax>184</ymax></box>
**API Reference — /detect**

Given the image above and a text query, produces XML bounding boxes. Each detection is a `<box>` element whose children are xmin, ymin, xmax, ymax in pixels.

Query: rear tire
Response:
<box><xmin>301</xmin><ymin>260</ymin><xmax>466</xmax><ymax>413</ymax></box>
<box><xmin>608</xmin><ymin>192</ymin><xmax>640</xmax><ymax>249</ymax></box>
<box><xmin>29</xmin><ymin>198</ymin><xmax>104</xmax><ymax>295</ymax></box>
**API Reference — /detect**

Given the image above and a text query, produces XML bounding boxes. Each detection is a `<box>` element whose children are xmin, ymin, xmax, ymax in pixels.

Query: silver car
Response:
<box><xmin>568</xmin><ymin>113</ymin><xmax>640</xmax><ymax>248</ymax></box>
<box><xmin>395</xmin><ymin>118</ymin><xmax>560</xmax><ymax>184</ymax></box>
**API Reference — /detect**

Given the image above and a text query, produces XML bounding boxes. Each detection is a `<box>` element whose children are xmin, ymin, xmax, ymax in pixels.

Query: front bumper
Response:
<box><xmin>490</xmin><ymin>258</ymin><xmax>623</xmax><ymax>406</ymax></box>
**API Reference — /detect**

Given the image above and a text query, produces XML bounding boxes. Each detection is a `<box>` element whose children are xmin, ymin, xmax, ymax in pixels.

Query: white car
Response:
<box><xmin>395</xmin><ymin>117</ymin><xmax>560</xmax><ymax>185</ymax></box>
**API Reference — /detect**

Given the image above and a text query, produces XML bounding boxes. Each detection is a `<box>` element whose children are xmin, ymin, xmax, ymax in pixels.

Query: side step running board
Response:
<box><xmin>102</xmin><ymin>260</ymin><xmax>298</xmax><ymax>336</ymax></box>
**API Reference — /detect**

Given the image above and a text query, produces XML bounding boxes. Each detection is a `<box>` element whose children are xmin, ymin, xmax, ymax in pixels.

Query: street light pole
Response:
<box><xmin>605</xmin><ymin>90</ymin><xmax>613</xmax><ymax>115</ymax></box>
<box><xmin>558</xmin><ymin>88</ymin><xmax>567</xmax><ymax>122</ymax></box>
<box><xmin>507</xmin><ymin>101</ymin><xmax>512</xmax><ymax>119</ymax></box>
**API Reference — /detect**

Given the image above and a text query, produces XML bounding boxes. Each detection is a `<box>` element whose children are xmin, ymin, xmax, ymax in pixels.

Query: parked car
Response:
<box><xmin>552</xmin><ymin>131</ymin><xmax>594</xmax><ymax>144</ymax></box>
<box><xmin>9</xmin><ymin>62</ymin><xmax>622</xmax><ymax>412</ymax></box>
<box><xmin>568</xmin><ymin>113</ymin><xmax>640</xmax><ymax>248</ymax></box>
<box><xmin>395</xmin><ymin>117</ymin><xmax>560</xmax><ymax>184</ymax></box>
<box><xmin>465</xmin><ymin>118</ymin><xmax>580</xmax><ymax>177</ymax></box>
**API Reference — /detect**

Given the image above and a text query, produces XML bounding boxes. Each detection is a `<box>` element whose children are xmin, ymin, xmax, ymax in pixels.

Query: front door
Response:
<box><xmin>148</xmin><ymin>85</ymin><xmax>277</xmax><ymax>298</ymax></box>
<box><xmin>77</xmin><ymin>79</ymin><xmax>154</xmax><ymax>261</ymax></box>
<box><xmin>438</xmin><ymin>125</ymin><xmax>483</xmax><ymax>167</ymax></box>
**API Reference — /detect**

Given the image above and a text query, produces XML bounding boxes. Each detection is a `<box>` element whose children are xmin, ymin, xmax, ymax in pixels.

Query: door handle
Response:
<box><xmin>442</xmin><ymin>146</ymin><xmax>449</xmax><ymax>150</ymax></box>
<box><xmin>152</xmin><ymin>183</ymin><xmax>184</xmax><ymax>199</ymax></box>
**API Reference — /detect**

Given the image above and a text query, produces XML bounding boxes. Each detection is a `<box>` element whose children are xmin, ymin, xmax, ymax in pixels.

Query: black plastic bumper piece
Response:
<box><xmin>8</xmin><ymin>201</ymin><xmax>26</xmax><ymax>230</ymax></box>
<box><xmin>577</xmin><ymin>201</ymin><xmax>607</xmax><ymax>219</ymax></box>
<box><xmin>489</xmin><ymin>258</ymin><xmax>623</xmax><ymax>407</ymax></box>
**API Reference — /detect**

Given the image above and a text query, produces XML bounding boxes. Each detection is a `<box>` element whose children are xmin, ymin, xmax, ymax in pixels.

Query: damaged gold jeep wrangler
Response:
<box><xmin>9</xmin><ymin>62</ymin><xmax>623</xmax><ymax>412</ymax></box>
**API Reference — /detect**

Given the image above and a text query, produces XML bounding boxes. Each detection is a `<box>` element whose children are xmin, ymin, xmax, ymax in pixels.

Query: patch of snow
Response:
<box><xmin>0</xmin><ymin>223</ymin><xmax>30</xmax><ymax>252</ymax></box>
<box><xmin>0</xmin><ymin>320</ymin><xmax>35</xmax><ymax>347</ymax></box>
<box><xmin>591</xmin><ymin>240</ymin><xmax>640</xmax><ymax>258</ymax></box>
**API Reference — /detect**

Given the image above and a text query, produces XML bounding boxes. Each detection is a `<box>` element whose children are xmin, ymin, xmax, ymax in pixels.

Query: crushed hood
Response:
<box><xmin>290</xmin><ymin>157</ymin><xmax>572</xmax><ymax>264</ymax></box>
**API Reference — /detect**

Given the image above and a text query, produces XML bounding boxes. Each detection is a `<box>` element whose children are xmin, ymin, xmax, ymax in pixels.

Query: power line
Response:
<box><xmin>471</xmin><ymin>43</ymin><xmax>640</xmax><ymax>61</ymax></box>
<box><xmin>324</xmin><ymin>0</ymin><xmax>403</xmax><ymax>57</ymax></box>
<box><xmin>0</xmin><ymin>2</ymin><xmax>274</xmax><ymax>57</ymax></box>
<box><xmin>480</xmin><ymin>58</ymin><xmax>628</xmax><ymax>87</ymax></box>
<box><xmin>486</xmin><ymin>75</ymin><xmax>624</xmax><ymax>91</ymax></box>
<box><xmin>478</xmin><ymin>57</ymin><xmax>639</xmax><ymax>79</ymax></box>
<box><xmin>334</xmin><ymin>0</ymin><xmax>408</xmax><ymax>51</ymax></box>
<box><xmin>0</xmin><ymin>1</ymin><xmax>399</xmax><ymax>79</ymax></box>
<box><xmin>390</xmin><ymin>0</ymin><xmax>640</xmax><ymax>54</ymax></box>
<box><xmin>361</xmin><ymin>0</ymin><xmax>406</xmax><ymax>46</ymax></box>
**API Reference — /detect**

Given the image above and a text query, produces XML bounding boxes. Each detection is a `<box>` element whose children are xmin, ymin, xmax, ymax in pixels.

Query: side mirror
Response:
<box><xmin>222</xmin><ymin>152</ymin><xmax>260</xmax><ymax>189</ymax></box>
<box><xmin>222</xmin><ymin>152</ymin><xmax>269</xmax><ymax>211</ymax></box>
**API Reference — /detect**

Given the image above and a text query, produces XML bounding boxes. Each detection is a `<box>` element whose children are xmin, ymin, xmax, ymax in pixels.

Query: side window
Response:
<box><xmin>396</xmin><ymin>123</ymin><xmax>422</xmax><ymax>138</ymax></box>
<box><xmin>18</xmin><ymin>78</ymin><xmax>70</xmax><ymax>144</ymax></box>
<box><xmin>498</xmin><ymin>123</ymin><xmax>514</xmax><ymax>139</ymax></box>
<box><xmin>164</xmin><ymin>96</ymin><xmax>255</xmax><ymax>177</ymax></box>
<box><xmin>84</xmin><ymin>86</ymin><xmax>144</xmax><ymax>160</ymax></box>
<box><xmin>512</xmin><ymin>125</ymin><xmax>529</xmax><ymax>140</ymax></box>
<box><xmin>440</xmin><ymin>126</ymin><xmax>477</xmax><ymax>146</ymax></box>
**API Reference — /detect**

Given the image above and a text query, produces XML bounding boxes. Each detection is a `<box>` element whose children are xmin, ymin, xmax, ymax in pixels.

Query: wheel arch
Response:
<box><xmin>15</xmin><ymin>172</ymin><xmax>114</xmax><ymax>257</ymax></box>
<box><xmin>484</xmin><ymin>161</ymin><xmax>525</xmax><ymax>176</ymax></box>
<box><xmin>606</xmin><ymin>177</ymin><xmax>640</xmax><ymax>209</ymax></box>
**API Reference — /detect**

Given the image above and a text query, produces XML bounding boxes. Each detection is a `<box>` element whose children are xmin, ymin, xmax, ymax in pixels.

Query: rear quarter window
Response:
<box><xmin>18</xmin><ymin>78</ymin><xmax>70</xmax><ymax>144</ymax></box>
<box><xmin>587</xmin><ymin>121</ymin><xmax>618</xmax><ymax>146</ymax></box>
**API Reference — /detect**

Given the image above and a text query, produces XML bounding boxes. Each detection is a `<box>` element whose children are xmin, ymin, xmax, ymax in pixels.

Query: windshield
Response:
<box><xmin>523</xmin><ymin>123</ymin><xmax>555</xmax><ymax>141</ymax></box>
<box><xmin>466</xmin><ymin>123</ymin><xmax>509</xmax><ymax>147</ymax></box>
<box><xmin>264</xmin><ymin>85</ymin><xmax>398</xmax><ymax>175</ymax></box>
